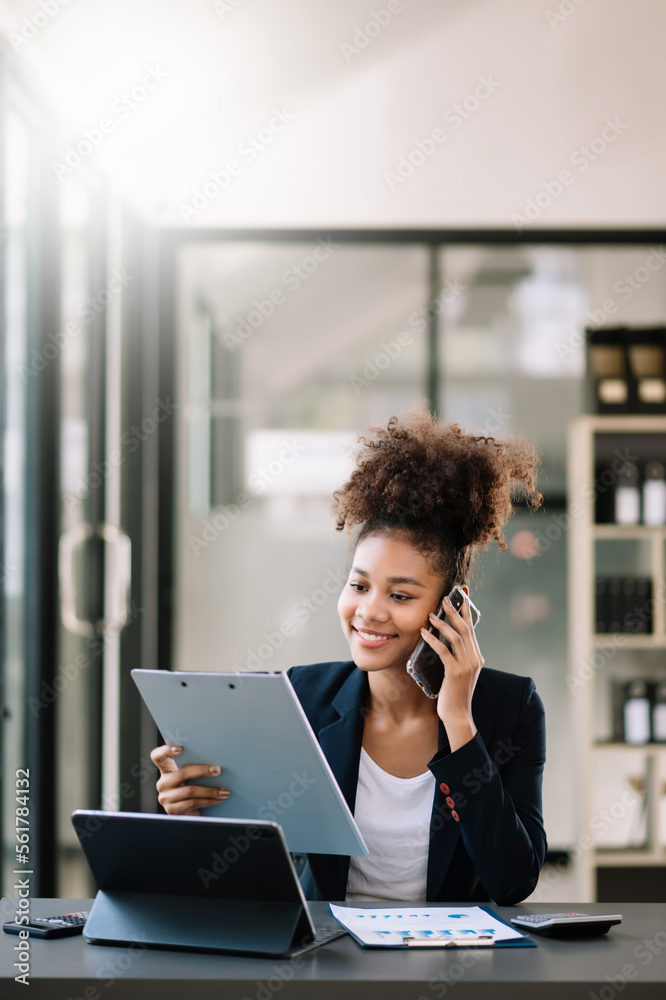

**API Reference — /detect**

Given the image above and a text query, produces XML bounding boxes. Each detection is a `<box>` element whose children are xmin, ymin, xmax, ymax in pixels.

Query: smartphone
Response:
<box><xmin>406</xmin><ymin>584</ymin><xmax>480</xmax><ymax>699</ymax></box>
<box><xmin>3</xmin><ymin>911</ymin><xmax>88</xmax><ymax>939</ymax></box>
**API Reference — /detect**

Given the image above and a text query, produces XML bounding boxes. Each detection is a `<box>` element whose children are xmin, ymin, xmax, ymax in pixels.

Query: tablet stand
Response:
<box><xmin>85</xmin><ymin>891</ymin><xmax>315</xmax><ymax>957</ymax></box>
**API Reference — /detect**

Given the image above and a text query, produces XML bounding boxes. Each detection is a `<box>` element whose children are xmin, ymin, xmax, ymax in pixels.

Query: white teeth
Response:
<box><xmin>357</xmin><ymin>629</ymin><xmax>393</xmax><ymax>642</ymax></box>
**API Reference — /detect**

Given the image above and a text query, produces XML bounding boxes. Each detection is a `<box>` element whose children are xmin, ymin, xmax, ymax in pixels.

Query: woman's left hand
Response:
<box><xmin>419</xmin><ymin>595</ymin><xmax>484</xmax><ymax>752</ymax></box>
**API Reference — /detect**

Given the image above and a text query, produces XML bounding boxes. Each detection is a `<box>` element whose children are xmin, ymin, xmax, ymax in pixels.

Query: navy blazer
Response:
<box><xmin>287</xmin><ymin>661</ymin><xmax>547</xmax><ymax>906</ymax></box>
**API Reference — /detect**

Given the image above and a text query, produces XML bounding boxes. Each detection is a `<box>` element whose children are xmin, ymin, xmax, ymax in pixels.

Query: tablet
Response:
<box><xmin>71</xmin><ymin>811</ymin><xmax>347</xmax><ymax>957</ymax></box>
<box><xmin>132</xmin><ymin>669</ymin><xmax>367</xmax><ymax>857</ymax></box>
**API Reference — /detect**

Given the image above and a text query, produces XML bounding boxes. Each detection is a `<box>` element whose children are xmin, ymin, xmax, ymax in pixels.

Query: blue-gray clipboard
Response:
<box><xmin>132</xmin><ymin>669</ymin><xmax>368</xmax><ymax>857</ymax></box>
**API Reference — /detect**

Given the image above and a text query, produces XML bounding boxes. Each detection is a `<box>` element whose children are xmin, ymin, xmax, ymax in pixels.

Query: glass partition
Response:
<box><xmin>175</xmin><ymin>241</ymin><xmax>430</xmax><ymax>674</ymax></box>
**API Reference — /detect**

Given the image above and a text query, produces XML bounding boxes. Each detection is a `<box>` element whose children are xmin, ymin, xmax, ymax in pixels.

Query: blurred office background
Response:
<box><xmin>1</xmin><ymin>0</ymin><xmax>666</xmax><ymax>903</ymax></box>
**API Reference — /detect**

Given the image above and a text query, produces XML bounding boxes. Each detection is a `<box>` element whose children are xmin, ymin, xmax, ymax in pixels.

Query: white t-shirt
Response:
<box><xmin>345</xmin><ymin>747</ymin><xmax>436</xmax><ymax>902</ymax></box>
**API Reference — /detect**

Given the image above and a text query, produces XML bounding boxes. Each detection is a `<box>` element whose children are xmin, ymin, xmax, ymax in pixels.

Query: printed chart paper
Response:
<box><xmin>329</xmin><ymin>905</ymin><xmax>527</xmax><ymax>947</ymax></box>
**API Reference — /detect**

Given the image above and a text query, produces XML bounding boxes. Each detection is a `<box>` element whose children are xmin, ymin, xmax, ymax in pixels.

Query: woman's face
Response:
<box><xmin>337</xmin><ymin>532</ymin><xmax>444</xmax><ymax>674</ymax></box>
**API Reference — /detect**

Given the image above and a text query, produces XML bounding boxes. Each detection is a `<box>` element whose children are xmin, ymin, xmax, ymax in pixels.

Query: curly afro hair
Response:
<box><xmin>332</xmin><ymin>407</ymin><xmax>542</xmax><ymax>589</ymax></box>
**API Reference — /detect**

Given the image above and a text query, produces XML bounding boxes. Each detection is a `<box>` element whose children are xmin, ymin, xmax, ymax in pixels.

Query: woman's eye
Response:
<box><xmin>349</xmin><ymin>582</ymin><xmax>365</xmax><ymax>592</ymax></box>
<box><xmin>391</xmin><ymin>593</ymin><xmax>412</xmax><ymax>602</ymax></box>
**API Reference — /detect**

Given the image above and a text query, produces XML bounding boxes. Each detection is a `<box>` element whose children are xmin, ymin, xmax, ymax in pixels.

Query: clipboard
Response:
<box><xmin>329</xmin><ymin>904</ymin><xmax>536</xmax><ymax>949</ymax></box>
<box><xmin>132</xmin><ymin>669</ymin><xmax>368</xmax><ymax>856</ymax></box>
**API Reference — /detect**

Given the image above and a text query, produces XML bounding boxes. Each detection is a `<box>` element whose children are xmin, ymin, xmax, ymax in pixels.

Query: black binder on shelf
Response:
<box><xmin>634</xmin><ymin>578</ymin><xmax>653</xmax><ymax>633</ymax></box>
<box><xmin>595</xmin><ymin>577</ymin><xmax>609</xmax><ymax>633</ymax></box>
<box><xmin>607</xmin><ymin>577</ymin><xmax>623</xmax><ymax>633</ymax></box>
<box><xmin>594</xmin><ymin>577</ymin><xmax>653</xmax><ymax>634</ymax></box>
<box><xmin>71</xmin><ymin>811</ymin><xmax>343</xmax><ymax>958</ymax></box>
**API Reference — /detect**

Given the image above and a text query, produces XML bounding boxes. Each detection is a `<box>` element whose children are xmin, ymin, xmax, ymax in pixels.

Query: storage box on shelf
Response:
<box><xmin>568</xmin><ymin>416</ymin><xmax>666</xmax><ymax>902</ymax></box>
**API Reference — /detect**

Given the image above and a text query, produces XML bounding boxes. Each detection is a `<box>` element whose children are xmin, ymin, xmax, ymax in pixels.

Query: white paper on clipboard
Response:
<box><xmin>329</xmin><ymin>905</ymin><xmax>527</xmax><ymax>947</ymax></box>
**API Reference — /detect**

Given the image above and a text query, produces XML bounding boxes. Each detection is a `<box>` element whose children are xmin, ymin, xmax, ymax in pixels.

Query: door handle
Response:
<box><xmin>59</xmin><ymin>524</ymin><xmax>132</xmax><ymax>637</ymax></box>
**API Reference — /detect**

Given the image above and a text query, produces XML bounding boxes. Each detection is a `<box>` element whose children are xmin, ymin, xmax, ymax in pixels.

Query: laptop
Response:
<box><xmin>72</xmin><ymin>810</ymin><xmax>346</xmax><ymax>958</ymax></box>
<box><xmin>131</xmin><ymin>669</ymin><xmax>367</xmax><ymax>857</ymax></box>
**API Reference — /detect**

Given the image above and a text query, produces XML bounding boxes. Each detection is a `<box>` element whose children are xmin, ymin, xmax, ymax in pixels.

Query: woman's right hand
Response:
<box><xmin>150</xmin><ymin>745</ymin><xmax>231</xmax><ymax>816</ymax></box>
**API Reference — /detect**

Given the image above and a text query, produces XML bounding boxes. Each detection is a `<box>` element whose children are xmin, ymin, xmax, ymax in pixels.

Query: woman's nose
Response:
<box><xmin>356</xmin><ymin>592</ymin><xmax>389</xmax><ymax>622</ymax></box>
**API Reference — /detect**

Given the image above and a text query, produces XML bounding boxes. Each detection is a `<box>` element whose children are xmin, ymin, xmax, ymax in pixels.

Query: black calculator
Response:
<box><xmin>510</xmin><ymin>912</ymin><xmax>622</xmax><ymax>938</ymax></box>
<box><xmin>3</xmin><ymin>911</ymin><xmax>89</xmax><ymax>939</ymax></box>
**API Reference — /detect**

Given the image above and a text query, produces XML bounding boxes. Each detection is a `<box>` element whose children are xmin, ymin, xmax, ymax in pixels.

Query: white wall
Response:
<box><xmin>1</xmin><ymin>0</ymin><xmax>664</xmax><ymax>228</ymax></box>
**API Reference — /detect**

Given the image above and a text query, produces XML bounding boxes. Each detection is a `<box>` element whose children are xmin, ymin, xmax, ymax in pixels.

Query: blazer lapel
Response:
<box><xmin>317</xmin><ymin>667</ymin><xmax>368</xmax><ymax>813</ymax></box>
<box><xmin>312</xmin><ymin>667</ymin><xmax>368</xmax><ymax>899</ymax></box>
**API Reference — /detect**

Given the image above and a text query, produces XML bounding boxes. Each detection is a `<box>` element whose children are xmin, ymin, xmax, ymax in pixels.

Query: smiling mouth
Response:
<box><xmin>353</xmin><ymin>626</ymin><xmax>398</xmax><ymax>643</ymax></box>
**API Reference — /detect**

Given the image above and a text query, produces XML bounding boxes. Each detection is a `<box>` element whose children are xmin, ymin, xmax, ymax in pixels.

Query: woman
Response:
<box><xmin>152</xmin><ymin>409</ymin><xmax>546</xmax><ymax>905</ymax></box>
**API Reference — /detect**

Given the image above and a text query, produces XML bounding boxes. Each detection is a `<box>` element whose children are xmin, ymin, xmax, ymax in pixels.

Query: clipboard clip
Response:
<box><xmin>404</xmin><ymin>935</ymin><xmax>494</xmax><ymax>947</ymax></box>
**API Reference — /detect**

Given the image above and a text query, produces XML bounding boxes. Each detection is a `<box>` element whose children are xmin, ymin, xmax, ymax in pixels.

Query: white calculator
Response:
<box><xmin>510</xmin><ymin>912</ymin><xmax>622</xmax><ymax>938</ymax></box>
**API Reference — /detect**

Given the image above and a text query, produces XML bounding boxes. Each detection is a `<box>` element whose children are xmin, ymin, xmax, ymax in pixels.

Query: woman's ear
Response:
<box><xmin>460</xmin><ymin>584</ymin><xmax>470</xmax><ymax>596</ymax></box>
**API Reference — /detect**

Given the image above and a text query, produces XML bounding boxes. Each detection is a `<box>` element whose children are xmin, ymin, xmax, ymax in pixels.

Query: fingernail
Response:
<box><xmin>209</xmin><ymin>765</ymin><xmax>221</xmax><ymax>775</ymax></box>
<box><xmin>216</xmin><ymin>788</ymin><xmax>228</xmax><ymax>797</ymax></box>
<box><xmin>171</xmin><ymin>746</ymin><xmax>181</xmax><ymax>753</ymax></box>
<box><xmin>444</xmin><ymin>596</ymin><xmax>452</xmax><ymax>606</ymax></box>
<box><xmin>421</xmin><ymin>628</ymin><xmax>427</xmax><ymax>634</ymax></box>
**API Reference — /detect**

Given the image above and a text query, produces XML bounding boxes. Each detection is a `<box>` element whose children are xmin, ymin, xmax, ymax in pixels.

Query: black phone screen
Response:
<box><xmin>405</xmin><ymin>586</ymin><xmax>479</xmax><ymax>698</ymax></box>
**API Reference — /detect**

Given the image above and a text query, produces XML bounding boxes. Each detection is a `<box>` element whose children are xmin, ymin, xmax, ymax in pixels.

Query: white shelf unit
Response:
<box><xmin>568</xmin><ymin>415</ymin><xmax>666</xmax><ymax>901</ymax></box>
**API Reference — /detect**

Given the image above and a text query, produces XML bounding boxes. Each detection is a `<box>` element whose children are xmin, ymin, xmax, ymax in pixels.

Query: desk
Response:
<box><xmin>2</xmin><ymin>900</ymin><xmax>665</xmax><ymax>999</ymax></box>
